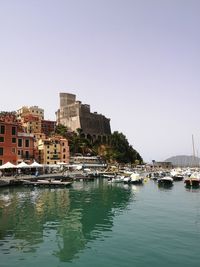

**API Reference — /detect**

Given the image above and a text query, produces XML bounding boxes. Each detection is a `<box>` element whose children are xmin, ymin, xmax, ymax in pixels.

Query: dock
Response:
<box><xmin>0</xmin><ymin>173</ymin><xmax>71</xmax><ymax>187</ymax></box>
<box><xmin>23</xmin><ymin>179</ymin><xmax>73</xmax><ymax>187</ymax></box>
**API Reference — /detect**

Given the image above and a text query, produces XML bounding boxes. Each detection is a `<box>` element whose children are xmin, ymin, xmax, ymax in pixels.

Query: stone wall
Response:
<box><xmin>80</xmin><ymin>110</ymin><xmax>111</xmax><ymax>135</ymax></box>
<box><xmin>56</xmin><ymin>92</ymin><xmax>111</xmax><ymax>138</ymax></box>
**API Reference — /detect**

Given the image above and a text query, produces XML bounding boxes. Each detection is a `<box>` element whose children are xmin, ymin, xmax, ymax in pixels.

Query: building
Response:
<box><xmin>69</xmin><ymin>155</ymin><xmax>106</xmax><ymax>168</ymax></box>
<box><xmin>21</xmin><ymin>114</ymin><xmax>41</xmax><ymax>133</ymax></box>
<box><xmin>56</xmin><ymin>93</ymin><xmax>111</xmax><ymax>142</ymax></box>
<box><xmin>17</xmin><ymin>132</ymin><xmax>35</xmax><ymax>164</ymax></box>
<box><xmin>153</xmin><ymin>161</ymin><xmax>173</xmax><ymax>169</ymax></box>
<box><xmin>41</xmin><ymin>120</ymin><xmax>56</xmax><ymax>136</ymax></box>
<box><xmin>38</xmin><ymin>136</ymin><xmax>70</xmax><ymax>165</ymax></box>
<box><xmin>16</xmin><ymin>106</ymin><xmax>44</xmax><ymax>133</ymax></box>
<box><xmin>0</xmin><ymin>112</ymin><xmax>18</xmax><ymax>165</ymax></box>
<box><xmin>17</xmin><ymin>106</ymin><xmax>44</xmax><ymax>121</ymax></box>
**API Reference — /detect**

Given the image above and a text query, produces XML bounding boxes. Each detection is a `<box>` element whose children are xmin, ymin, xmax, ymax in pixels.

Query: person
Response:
<box><xmin>35</xmin><ymin>170</ymin><xmax>39</xmax><ymax>177</ymax></box>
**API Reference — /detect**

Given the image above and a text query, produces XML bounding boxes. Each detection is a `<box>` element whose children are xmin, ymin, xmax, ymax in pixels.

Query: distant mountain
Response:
<box><xmin>165</xmin><ymin>155</ymin><xmax>200</xmax><ymax>167</ymax></box>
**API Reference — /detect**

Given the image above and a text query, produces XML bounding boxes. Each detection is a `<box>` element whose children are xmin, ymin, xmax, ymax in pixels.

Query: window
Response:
<box><xmin>18</xmin><ymin>150</ymin><xmax>21</xmax><ymax>155</ymax></box>
<box><xmin>18</xmin><ymin>139</ymin><xmax>22</xmax><ymax>147</ymax></box>
<box><xmin>47</xmin><ymin>156</ymin><xmax>49</xmax><ymax>159</ymax></box>
<box><xmin>12</xmin><ymin>137</ymin><xmax>16</xmax><ymax>143</ymax></box>
<box><xmin>25</xmin><ymin>139</ymin><xmax>29</xmax><ymax>147</ymax></box>
<box><xmin>12</xmin><ymin>127</ymin><xmax>16</xmax><ymax>135</ymax></box>
<box><xmin>25</xmin><ymin>151</ymin><xmax>29</xmax><ymax>159</ymax></box>
<box><xmin>47</xmin><ymin>151</ymin><xmax>50</xmax><ymax>154</ymax></box>
<box><xmin>12</xmin><ymin>148</ymin><xmax>16</xmax><ymax>154</ymax></box>
<box><xmin>63</xmin><ymin>155</ymin><xmax>66</xmax><ymax>159</ymax></box>
<box><xmin>0</xmin><ymin>160</ymin><xmax>2</xmax><ymax>165</ymax></box>
<box><xmin>63</xmin><ymin>148</ymin><xmax>66</xmax><ymax>152</ymax></box>
<box><xmin>0</xmin><ymin>136</ymin><xmax>4</xmax><ymax>142</ymax></box>
<box><xmin>0</xmin><ymin>125</ymin><xmax>5</xmax><ymax>134</ymax></box>
<box><xmin>0</xmin><ymin>147</ymin><xmax>3</xmax><ymax>155</ymax></box>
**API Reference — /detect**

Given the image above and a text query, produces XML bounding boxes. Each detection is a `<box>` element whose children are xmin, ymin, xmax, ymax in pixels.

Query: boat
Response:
<box><xmin>170</xmin><ymin>169</ymin><xmax>184</xmax><ymax>181</ymax></box>
<box><xmin>130</xmin><ymin>172</ymin><xmax>143</xmax><ymax>184</ymax></box>
<box><xmin>108</xmin><ymin>175</ymin><xmax>125</xmax><ymax>183</ymax></box>
<box><xmin>157</xmin><ymin>176</ymin><xmax>173</xmax><ymax>186</ymax></box>
<box><xmin>184</xmin><ymin>172</ymin><xmax>200</xmax><ymax>187</ymax></box>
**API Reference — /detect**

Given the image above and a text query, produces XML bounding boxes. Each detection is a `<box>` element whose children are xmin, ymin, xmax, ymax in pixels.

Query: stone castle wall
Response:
<box><xmin>80</xmin><ymin>108</ymin><xmax>111</xmax><ymax>135</ymax></box>
<box><xmin>56</xmin><ymin>93</ymin><xmax>111</xmax><ymax>137</ymax></box>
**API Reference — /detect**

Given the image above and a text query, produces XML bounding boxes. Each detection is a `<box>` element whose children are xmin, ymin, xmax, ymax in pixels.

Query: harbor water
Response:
<box><xmin>0</xmin><ymin>179</ymin><xmax>200</xmax><ymax>267</ymax></box>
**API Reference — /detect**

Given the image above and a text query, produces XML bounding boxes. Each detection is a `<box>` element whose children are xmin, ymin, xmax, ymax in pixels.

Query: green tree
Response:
<box><xmin>54</xmin><ymin>124</ymin><xmax>143</xmax><ymax>163</ymax></box>
<box><xmin>55</xmin><ymin>124</ymin><xmax>68</xmax><ymax>137</ymax></box>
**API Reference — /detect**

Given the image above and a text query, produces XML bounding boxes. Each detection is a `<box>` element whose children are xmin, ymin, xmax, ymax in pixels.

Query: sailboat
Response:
<box><xmin>184</xmin><ymin>135</ymin><xmax>200</xmax><ymax>187</ymax></box>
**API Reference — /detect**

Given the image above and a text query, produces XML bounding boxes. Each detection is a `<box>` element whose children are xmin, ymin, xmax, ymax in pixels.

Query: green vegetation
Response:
<box><xmin>55</xmin><ymin>124</ymin><xmax>143</xmax><ymax>164</ymax></box>
<box><xmin>110</xmin><ymin>131</ymin><xmax>142</xmax><ymax>164</ymax></box>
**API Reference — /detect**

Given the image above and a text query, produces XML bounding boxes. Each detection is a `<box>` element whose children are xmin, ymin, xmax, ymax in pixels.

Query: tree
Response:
<box><xmin>55</xmin><ymin>124</ymin><xmax>68</xmax><ymax>137</ymax></box>
<box><xmin>54</xmin><ymin>124</ymin><xmax>143</xmax><ymax>163</ymax></box>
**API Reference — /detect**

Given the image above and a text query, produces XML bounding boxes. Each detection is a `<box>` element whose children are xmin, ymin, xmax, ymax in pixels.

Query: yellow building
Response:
<box><xmin>17</xmin><ymin>106</ymin><xmax>44</xmax><ymax>120</ymax></box>
<box><xmin>38</xmin><ymin>136</ymin><xmax>69</xmax><ymax>165</ymax></box>
<box><xmin>16</xmin><ymin>106</ymin><xmax>44</xmax><ymax>133</ymax></box>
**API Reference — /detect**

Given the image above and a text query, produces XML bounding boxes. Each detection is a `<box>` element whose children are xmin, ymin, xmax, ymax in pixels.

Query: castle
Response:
<box><xmin>56</xmin><ymin>93</ymin><xmax>111</xmax><ymax>142</ymax></box>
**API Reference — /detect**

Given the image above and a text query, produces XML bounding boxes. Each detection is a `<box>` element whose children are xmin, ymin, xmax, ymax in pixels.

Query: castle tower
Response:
<box><xmin>56</xmin><ymin>92</ymin><xmax>111</xmax><ymax>141</ymax></box>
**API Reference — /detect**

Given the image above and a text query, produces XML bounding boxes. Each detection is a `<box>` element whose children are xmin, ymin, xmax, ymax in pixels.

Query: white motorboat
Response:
<box><xmin>157</xmin><ymin>176</ymin><xmax>173</xmax><ymax>186</ymax></box>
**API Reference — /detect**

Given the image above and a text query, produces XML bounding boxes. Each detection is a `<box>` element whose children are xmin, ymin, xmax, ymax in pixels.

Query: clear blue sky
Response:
<box><xmin>1</xmin><ymin>0</ymin><xmax>200</xmax><ymax>162</ymax></box>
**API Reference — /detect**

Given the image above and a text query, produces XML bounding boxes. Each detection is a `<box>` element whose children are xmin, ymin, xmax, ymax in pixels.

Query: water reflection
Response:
<box><xmin>0</xmin><ymin>179</ymin><xmax>133</xmax><ymax>263</ymax></box>
<box><xmin>185</xmin><ymin>186</ymin><xmax>200</xmax><ymax>193</ymax></box>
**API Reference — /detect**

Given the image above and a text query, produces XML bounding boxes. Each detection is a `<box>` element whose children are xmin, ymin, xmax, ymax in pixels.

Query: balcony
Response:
<box><xmin>50</xmin><ymin>155</ymin><xmax>60</xmax><ymax>160</ymax></box>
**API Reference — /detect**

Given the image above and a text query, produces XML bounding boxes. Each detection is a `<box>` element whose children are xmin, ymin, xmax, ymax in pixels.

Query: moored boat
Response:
<box><xmin>170</xmin><ymin>169</ymin><xmax>184</xmax><ymax>181</ymax></box>
<box><xmin>157</xmin><ymin>176</ymin><xmax>173</xmax><ymax>186</ymax></box>
<box><xmin>184</xmin><ymin>172</ymin><xmax>200</xmax><ymax>187</ymax></box>
<box><xmin>129</xmin><ymin>172</ymin><xmax>143</xmax><ymax>184</ymax></box>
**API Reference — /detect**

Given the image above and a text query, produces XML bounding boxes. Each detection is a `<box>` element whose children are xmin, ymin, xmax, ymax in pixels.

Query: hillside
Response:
<box><xmin>165</xmin><ymin>155</ymin><xmax>200</xmax><ymax>167</ymax></box>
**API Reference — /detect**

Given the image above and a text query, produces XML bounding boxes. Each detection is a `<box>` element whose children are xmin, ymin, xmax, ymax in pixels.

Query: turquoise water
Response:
<box><xmin>0</xmin><ymin>179</ymin><xmax>200</xmax><ymax>267</ymax></box>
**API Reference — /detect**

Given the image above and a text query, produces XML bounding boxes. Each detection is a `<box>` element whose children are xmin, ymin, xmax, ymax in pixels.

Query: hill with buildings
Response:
<box><xmin>0</xmin><ymin>92</ymin><xmax>143</xmax><ymax>166</ymax></box>
<box><xmin>165</xmin><ymin>155</ymin><xmax>200</xmax><ymax>167</ymax></box>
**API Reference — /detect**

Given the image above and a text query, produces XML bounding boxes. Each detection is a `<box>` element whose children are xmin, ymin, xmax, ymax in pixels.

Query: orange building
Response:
<box><xmin>19</xmin><ymin>114</ymin><xmax>41</xmax><ymax>133</ymax></box>
<box><xmin>16</xmin><ymin>106</ymin><xmax>44</xmax><ymax>133</ymax></box>
<box><xmin>0</xmin><ymin>113</ymin><xmax>18</xmax><ymax>165</ymax></box>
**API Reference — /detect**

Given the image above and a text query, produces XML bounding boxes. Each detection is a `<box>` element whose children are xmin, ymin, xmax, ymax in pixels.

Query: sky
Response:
<box><xmin>0</xmin><ymin>0</ymin><xmax>200</xmax><ymax>162</ymax></box>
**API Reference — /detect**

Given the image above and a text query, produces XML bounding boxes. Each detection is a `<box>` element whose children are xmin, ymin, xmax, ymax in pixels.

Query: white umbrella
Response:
<box><xmin>17</xmin><ymin>162</ymin><xmax>30</xmax><ymax>168</ymax></box>
<box><xmin>30</xmin><ymin>161</ymin><xmax>42</xmax><ymax>167</ymax></box>
<box><xmin>0</xmin><ymin>161</ymin><xmax>16</xmax><ymax>169</ymax></box>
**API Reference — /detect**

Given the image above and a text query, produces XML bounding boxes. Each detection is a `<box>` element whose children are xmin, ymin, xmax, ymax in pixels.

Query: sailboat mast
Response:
<box><xmin>192</xmin><ymin>134</ymin><xmax>195</xmax><ymax>157</ymax></box>
<box><xmin>192</xmin><ymin>134</ymin><xmax>196</xmax><ymax>167</ymax></box>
